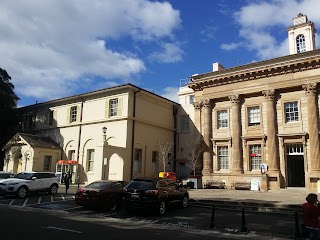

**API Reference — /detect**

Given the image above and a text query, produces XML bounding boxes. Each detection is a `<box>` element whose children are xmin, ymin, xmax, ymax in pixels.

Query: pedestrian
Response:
<box><xmin>303</xmin><ymin>193</ymin><xmax>320</xmax><ymax>240</ymax></box>
<box><xmin>64</xmin><ymin>172</ymin><xmax>70</xmax><ymax>194</ymax></box>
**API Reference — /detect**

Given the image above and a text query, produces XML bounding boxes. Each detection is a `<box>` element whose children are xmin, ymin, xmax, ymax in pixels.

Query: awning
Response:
<box><xmin>57</xmin><ymin>160</ymin><xmax>78</xmax><ymax>165</ymax></box>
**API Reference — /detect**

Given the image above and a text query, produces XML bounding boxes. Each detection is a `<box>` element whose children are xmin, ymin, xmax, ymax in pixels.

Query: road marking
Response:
<box><xmin>24</xmin><ymin>198</ymin><xmax>74</xmax><ymax>206</ymax></box>
<box><xmin>22</xmin><ymin>198</ymin><xmax>29</xmax><ymax>207</ymax></box>
<box><xmin>61</xmin><ymin>206</ymin><xmax>83</xmax><ymax>211</ymax></box>
<box><xmin>9</xmin><ymin>199</ymin><xmax>14</xmax><ymax>206</ymax></box>
<box><xmin>38</xmin><ymin>197</ymin><xmax>41</xmax><ymax>204</ymax></box>
<box><xmin>45</xmin><ymin>226</ymin><xmax>82</xmax><ymax>234</ymax></box>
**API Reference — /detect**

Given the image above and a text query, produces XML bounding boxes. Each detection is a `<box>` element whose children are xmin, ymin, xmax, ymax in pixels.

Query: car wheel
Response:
<box><xmin>48</xmin><ymin>184</ymin><xmax>58</xmax><ymax>195</ymax></box>
<box><xmin>16</xmin><ymin>186</ymin><xmax>28</xmax><ymax>198</ymax></box>
<box><xmin>180</xmin><ymin>196</ymin><xmax>188</xmax><ymax>208</ymax></box>
<box><xmin>108</xmin><ymin>198</ymin><xmax>118</xmax><ymax>211</ymax></box>
<box><xmin>157</xmin><ymin>200</ymin><xmax>166</xmax><ymax>216</ymax></box>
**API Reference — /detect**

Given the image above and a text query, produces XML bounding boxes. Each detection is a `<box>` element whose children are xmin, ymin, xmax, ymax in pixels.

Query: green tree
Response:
<box><xmin>0</xmin><ymin>68</ymin><xmax>15</xmax><ymax>111</ymax></box>
<box><xmin>0</xmin><ymin>67</ymin><xmax>21</xmax><ymax>170</ymax></box>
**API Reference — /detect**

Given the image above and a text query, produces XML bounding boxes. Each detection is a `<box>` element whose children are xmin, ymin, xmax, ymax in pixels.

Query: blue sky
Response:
<box><xmin>1</xmin><ymin>0</ymin><xmax>320</xmax><ymax>107</ymax></box>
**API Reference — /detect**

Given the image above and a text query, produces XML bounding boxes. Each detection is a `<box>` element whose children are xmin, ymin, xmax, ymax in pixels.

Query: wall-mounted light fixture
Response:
<box><xmin>102</xmin><ymin>126</ymin><xmax>107</xmax><ymax>141</ymax></box>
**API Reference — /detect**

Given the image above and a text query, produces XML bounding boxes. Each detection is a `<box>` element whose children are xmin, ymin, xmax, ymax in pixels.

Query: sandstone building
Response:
<box><xmin>178</xmin><ymin>13</ymin><xmax>320</xmax><ymax>190</ymax></box>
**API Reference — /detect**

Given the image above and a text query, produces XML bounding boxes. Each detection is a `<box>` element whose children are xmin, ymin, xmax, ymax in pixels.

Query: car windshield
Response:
<box><xmin>126</xmin><ymin>179</ymin><xmax>157</xmax><ymax>190</ymax></box>
<box><xmin>86</xmin><ymin>182</ymin><xmax>113</xmax><ymax>189</ymax></box>
<box><xmin>14</xmin><ymin>172</ymin><xmax>34</xmax><ymax>180</ymax></box>
<box><xmin>0</xmin><ymin>173</ymin><xmax>10</xmax><ymax>178</ymax></box>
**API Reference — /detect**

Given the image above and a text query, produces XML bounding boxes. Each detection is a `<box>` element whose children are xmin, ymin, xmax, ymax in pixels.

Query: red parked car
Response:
<box><xmin>75</xmin><ymin>180</ymin><xmax>128</xmax><ymax>211</ymax></box>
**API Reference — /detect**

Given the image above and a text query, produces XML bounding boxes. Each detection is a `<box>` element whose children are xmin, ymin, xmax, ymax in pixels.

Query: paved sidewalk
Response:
<box><xmin>58</xmin><ymin>184</ymin><xmax>311</xmax><ymax>206</ymax></box>
<box><xmin>188</xmin><ymin>188</ymin><xmax>310</xmax><ymax>206</ymax></box>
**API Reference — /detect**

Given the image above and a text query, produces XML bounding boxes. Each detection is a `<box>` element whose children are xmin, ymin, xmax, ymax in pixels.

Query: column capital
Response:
<box><xmin>303</xmin><ymin>82</ymin><xmax>317</xmax><ymax>96</ymax></box>
<box><xmin>202</xmin><ymin>98</ymin><xmax>212</xmax><ymax>108</ymax></box>
<box><xmin>228</xmin><ymin>94</ymin><xmax>240</xmax><ymax>104</ymax></box>
<box><xmin>262</xmin><ymin>89</ymin><xmax>275</xmax><ymax>100</ymax></box>
<box><xmin>193</xmin><ymin>101</ymin><xmax>203</xmax><ymax>110</ymax></box>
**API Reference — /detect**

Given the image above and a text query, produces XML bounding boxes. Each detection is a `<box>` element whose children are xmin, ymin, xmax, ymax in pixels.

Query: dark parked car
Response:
<box><xmin>123</xmin><ymin>177</ymin><xmax>189</xmax><ymax>216</ymax></box>
<box><xmin>75</xmin><ymin>180</ymin><xmax>128</xmax><ymax>211</ymax></box>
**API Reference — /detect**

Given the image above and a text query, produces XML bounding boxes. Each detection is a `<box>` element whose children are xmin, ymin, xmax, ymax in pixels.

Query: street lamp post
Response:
<box><xmin>102</xmin><ymin>127</ymin><xmax>107</xmax><ymax>180</ymax></box>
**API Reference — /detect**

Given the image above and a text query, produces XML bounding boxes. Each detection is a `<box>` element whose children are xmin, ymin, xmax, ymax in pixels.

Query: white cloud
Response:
<box><xmin>149</xmin><ymin>42</ymin><xmax>184</xmax><ymax>64</ymax></box>
<box><xmin>220</xmin><ymin>42</ymin><xmax>243</xmax><ymax>51</ymax></box>
<box><xmin>160</xmin><ymin>87</ymin><xmax>179</xmax><ymax>103</ymax></box>
<box><xmin>200</xmin><ymin>24</ymin><xmax>217</xmax><ymax>42</ymax></box>
<box><xmin>224</xmin><ymin>0</ymin><xmax>320</xmax><ymax>60</ymax></box>
<box><xmin>0</xmin><ymin>0</ymin><xmax>181</xmax><ymax>101</ymax></box>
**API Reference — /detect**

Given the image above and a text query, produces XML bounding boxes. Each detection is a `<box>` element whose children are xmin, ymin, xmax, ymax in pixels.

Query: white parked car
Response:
<box><xmin>0</xmin><ymin>171</ymin><xmax>59</xmax><ymax>198</ymax></box>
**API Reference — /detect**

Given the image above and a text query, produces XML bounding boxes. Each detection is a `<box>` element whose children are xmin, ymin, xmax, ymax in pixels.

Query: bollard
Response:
<box><xmin>240</xmin><ymin>207</ymin><xmax>248</xmax><ymax>232</ymax></box>
<box><xmin>209</xmin><ymin>204</ymin><xmax>215</xmax><ymax>228</ymax></box>
<box><xmin>294</xmin><ymin>210</ymin><xmax>301</xmax><ymax>238</ymax></box>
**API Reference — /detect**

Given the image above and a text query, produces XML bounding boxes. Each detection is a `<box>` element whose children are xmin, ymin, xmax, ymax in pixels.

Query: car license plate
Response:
<box><xmin>131</xmin><ymin>194</ymin><xmax>139</xmax><ymax>199</ymax></box>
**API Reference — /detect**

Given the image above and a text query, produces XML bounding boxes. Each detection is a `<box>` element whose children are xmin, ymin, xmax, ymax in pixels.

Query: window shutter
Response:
<box><xmin>117</xmin><ymin>98</ymin><xmax>122</xmax><ymax>116</ymax></box>
<box><xmin>105</xmin><ymin>100</ymin><xmax>110</xmax><ymax>118</ymax></box>
<box><xmin>53</xmin><ymin>110</ymin><xmax>57</xmax><ymax>126</ymax></box>
<box><xmin>77</xmin><ymin>104</ymin><xmax>82</xmax><ymax>122</ymax></box>
<box><xmin>66</xmin><ymin>107</ymin><xmax>70</xmax><ymax>123</ymax></box>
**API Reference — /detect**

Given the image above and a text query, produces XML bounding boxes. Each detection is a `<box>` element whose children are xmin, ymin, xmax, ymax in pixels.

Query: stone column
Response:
<box><xmin>262</xmin><ymin>89</ymin><xmax>279</xmax><ymax>171</ymax></box>
<box><xmin>202</xmin><ymin>99</ymin><xmax>213</xmax><ymax>174</ymax></box>
<box><xmin>303</xmin><ymin>83</ymin><xmax>320</xmax><ymax>171</ymax></box>
<box><xmin>193</xmin><ymin>101</ymin><xmax>202</xmax><ymax>134</ymax></box>
<box><xmin>228</xmin><ymin>94</ymin><xmax>243</xmax><ymax>172</ymax></box>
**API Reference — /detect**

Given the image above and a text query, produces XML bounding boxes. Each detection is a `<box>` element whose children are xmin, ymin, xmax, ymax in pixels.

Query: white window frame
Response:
<box><xmin>109</xmin><ymin>98</ymin><xmax>118</xmax><ymax>117</ymax></box>
<box><xmin>296</xmin><ymin>34</ymin><xmax>306</xmax><ymax>53</ymax></box>
<box><xmin>248</xmin><ymin>106</ymin><xmax>260</xmax><ymax>126</ymax></box>
<box><xmin>217</xmin><ymin>110</ymin><xmax>228</xmax><ymax>129</ymax></box>
<box><xmin>70</xmin><ymin>106</ymin><xmax>77</xmax><ymax>122</ymax></box>
<box><xmin>249</xmin><ymin>145</ymin><xmax>262</xmax><ymax>170</ymax></box>
<box><xmin>189</xmin><ymin>95</ymin><xmax>195</xmax><ymax>104</ymax></box>
<box><xmin>87</xmin><ymin>149</ymin><xmax>95</xmax><ymax>172</ymax></box>
<box><xmin>286</xmin><ymin>144</ymin><xmax>304</xmax><ymax>155</ymax></box>
<box><xmin>218</xmin><ymin>146</ymin><xmax>229</xmax><ymax>170</ymax></box>
<box><xmin>284</xmin><ymin>101</ymin><xmax>299</xmax><ymax>123</ymax></box>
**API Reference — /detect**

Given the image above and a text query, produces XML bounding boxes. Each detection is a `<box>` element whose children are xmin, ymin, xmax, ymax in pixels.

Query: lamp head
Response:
<box><xmin>102</xmin><ymin>126</ymin><xmax>107</xmax><ymax>134</ymax></box>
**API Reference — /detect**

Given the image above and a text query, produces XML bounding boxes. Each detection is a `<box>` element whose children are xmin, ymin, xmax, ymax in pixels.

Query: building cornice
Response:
<box><xmin>286</xmin><ymin>21</ymin><xmax>316</xmax><ymax>33</ymax></box>
<box><xmin>189</xmin><ymin>49</ymin><xmax>320</xmax><ymax>91</ymax></box>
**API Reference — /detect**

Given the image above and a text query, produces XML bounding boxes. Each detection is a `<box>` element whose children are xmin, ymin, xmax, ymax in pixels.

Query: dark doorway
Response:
<box><xmin>287</xmin><ymin>155</ymin><xmax>305</xmax><ymax>187</ymax></box>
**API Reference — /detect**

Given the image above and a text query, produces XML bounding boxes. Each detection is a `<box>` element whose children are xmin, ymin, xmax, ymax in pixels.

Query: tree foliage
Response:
<box><xmin>0</xmin><ymin>68</ymin><xmax>15</xmax><ymax>111</ymax></box>
<box><xmin>0</xmin><ymin>67</ymin><xmax>20</xmax><ymax>170</ymax></box>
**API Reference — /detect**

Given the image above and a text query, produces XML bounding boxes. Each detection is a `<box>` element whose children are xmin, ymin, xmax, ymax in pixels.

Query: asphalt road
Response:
<box><xmin>0</xmin><ymin>193</ymin><xmax>299</xmax><ymax>239</ymax></box>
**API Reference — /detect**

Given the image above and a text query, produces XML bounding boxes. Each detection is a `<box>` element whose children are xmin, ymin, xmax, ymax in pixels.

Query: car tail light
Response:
<box><xmin>145</xmin><ymin>190</ymin><xmax>158</xmax><ymax>195</ymax></box>
<box><xmin>76</xmin><ymin>188</ymin><xmax>84</xmax><ymax>194</ymax></box>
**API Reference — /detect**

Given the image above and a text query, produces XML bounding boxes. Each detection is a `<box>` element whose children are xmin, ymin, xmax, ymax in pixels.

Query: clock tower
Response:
<box><xmin>287</xmin><ymin>13</ymin><xmax>316</xmax><ymax>54</ymax></box>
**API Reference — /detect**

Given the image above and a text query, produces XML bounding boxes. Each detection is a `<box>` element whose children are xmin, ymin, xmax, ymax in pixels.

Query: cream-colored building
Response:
<box><xmin>3</xmin><ymin>84</ymin><xmax>178</xmax><ymax>184</ymax></box>
<box><xmin>178</xmin><ymin>13</ymin><xmax>320</xmax><ymax>191</ymax></box>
